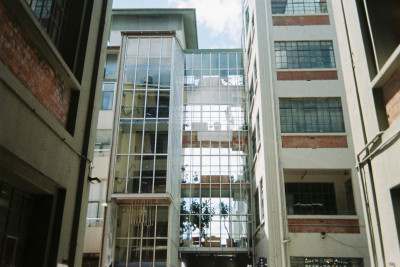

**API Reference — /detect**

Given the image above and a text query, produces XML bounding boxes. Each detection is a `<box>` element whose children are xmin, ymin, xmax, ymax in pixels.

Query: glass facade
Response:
<box><xmin>114</xmin><ymin>205</ymin><xmax>168</xmax><ymax>267</ymax></box>
<box><xmin>180</xmin><ymin>51</ymin><xmax>251</xmax><ymax>249</ymax></box>
<box><xmin>114</xmin><ymin>37</ymin><xmax>173</xmax><ymax>194</ymax></box>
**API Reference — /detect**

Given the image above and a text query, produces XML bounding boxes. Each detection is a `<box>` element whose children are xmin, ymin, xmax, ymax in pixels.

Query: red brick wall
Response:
<box><xmin>273</xmin><ymin>15</ymin><xmax>330</xmax><ymax>26</ymax></box>
<box><xmin>0</xmin><ymin>2</ymin><xmax>71</xmax><ymax>127</ymax></box>
<box><xmin>382</xmin><ymin>65</ymin><xmax>400</xmax><ymax>125</ymax></box>
<box><xmin>288</xmin><ymin>218</ymin><xmax>360</xmax><ymax>233</ymax></box>
<box><xmin>282</xmin><ymin>135</ymin><xmax>348</xmax><ymax>148</ymax></box>
<box><xmin>277</xmin><ymin>70</ymin><xmax>338</xmax><ymax>80</ymax></box>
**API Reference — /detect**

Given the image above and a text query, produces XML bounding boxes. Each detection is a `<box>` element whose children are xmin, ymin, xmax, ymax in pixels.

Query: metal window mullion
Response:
<box><xmin>218</xmin><ymin>52</ymin><xmax>223</xmax><ymax>243</ymax></box>
<box><xmin>122</xmin><ymin>38</ymin><xmax>135</xmax><ymax>194</ymax></box>
<box><xmin>152</xmin><ymin>38</ymin><xmax>163</xmax><ymax>193</ymax></box>
<box><xmin>138</xmin><ymin>38</ymin><xmax>151</xmax><ymax>193</ymax></box>
<box><xmin>153</xmin><ymin>205</ymin><xmax>158</xmax><ymax>265</ymax></box>
<box><xmin>125</xmin><ymin>206</ymin><xmax>131</xmax><ymax>267</ymax></box>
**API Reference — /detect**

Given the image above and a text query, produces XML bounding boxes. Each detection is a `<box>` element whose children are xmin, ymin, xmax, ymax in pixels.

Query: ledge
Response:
<box><xmin>371</xmin><ymin>45</ymin><xmax>400</xmax><ymax>89</ymax></box>
<box><xmin>111</xmin><ymin>193</ymin><xmax>172</xmax><ymax>204</ymax></box>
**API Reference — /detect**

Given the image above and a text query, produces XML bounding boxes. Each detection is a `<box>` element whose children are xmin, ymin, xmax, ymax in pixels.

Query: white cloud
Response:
<box><xmin>168</xmin><ymin>0</ymin><xmax>242</xmax><ymax>42</ymax></box>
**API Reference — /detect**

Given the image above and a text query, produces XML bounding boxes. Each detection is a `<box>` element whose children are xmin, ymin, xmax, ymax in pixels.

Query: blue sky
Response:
<box><xmin>112</xmin><ymin>0</ymin><xmax>243</xmax><ymax>49</ymax></box>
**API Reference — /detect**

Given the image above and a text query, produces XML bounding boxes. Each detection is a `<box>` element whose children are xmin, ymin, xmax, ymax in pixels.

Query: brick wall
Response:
<box><xmin>0</xmin><ymin>2</ymin><xmax>71</xmax><ymax>127</ymax></box>
<box><xmin>382</xmin><ymin>65</ymin><xmax>400</xmax><ymax>125</ymax></box>
<box><xmin>282</xmin><ymin>135</ymin><xmax>348</xmax><ymax>148</ymax></box>
<box><xmin>277</xmin><ymin>70</ymin><xmax>338</xmax><ymax>81</ymax></box>
<box><xmin>273</xmin><ymin>15</ymin><xmax>330</xmax><ymax>26</ymax></box>
<box><xmin>288</xmin><ymin>218</ymin><xmax>360</xmax><ymax>233</ymax></box>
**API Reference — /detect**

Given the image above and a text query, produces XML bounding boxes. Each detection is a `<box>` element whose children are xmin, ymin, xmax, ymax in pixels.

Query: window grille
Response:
<box><xmin>285</xmin><ymin>182</ymin><xmax>337</xmax><ymax>215</ymax></box>
<box><xmin>275</xmin><ymin>41</ymin><xmax>336</xmax><ymax>69</ymax></box>
<box><xmin>279</xmin><ymin>98</ymin><xmax>345</xmax><ymax>133</ymax></box>
<box><xmin>272</xmin><ymin>0</ymin><xmax>328</xmax><ymax>15</ymax></box>
<box><xmin>24</xmin><ymin>0</ymin><xmax>70</xmax><ymax>48</ymax></box>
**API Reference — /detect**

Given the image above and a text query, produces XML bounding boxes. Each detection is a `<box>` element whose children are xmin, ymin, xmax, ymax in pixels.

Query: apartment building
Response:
<box><xmin>0</xmin><ymin>0</ymin><xmax>111</xmax><ymax>266</ymax></box>
<box><xmin>331</xmin><ymin>1</ymin><xmax>400</xmax><ymax>266</ymax></box>
<box><xmin>242</xmin><ymin>0</ymin><xmax>369</xmax><ymax>266</ymax></box>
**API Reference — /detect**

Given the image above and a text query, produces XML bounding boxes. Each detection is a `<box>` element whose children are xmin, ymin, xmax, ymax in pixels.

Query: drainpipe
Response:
<box><xmin>339</xmin><ymin>0</ymin><xmax>386</xmax><ymax>265</ymax></box>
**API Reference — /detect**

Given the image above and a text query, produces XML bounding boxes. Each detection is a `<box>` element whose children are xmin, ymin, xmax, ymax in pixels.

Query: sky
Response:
<box><xmin>112</xmin><ymin>0</ymin><xmax>243</xmax><ymax>49</ymax></box>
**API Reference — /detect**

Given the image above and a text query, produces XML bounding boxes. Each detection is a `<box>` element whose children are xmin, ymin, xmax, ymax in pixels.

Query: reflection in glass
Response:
<box><xmin>181</xmin><ymin>52</ymin><xmax>250</xmax><ymax>248</ymax></box>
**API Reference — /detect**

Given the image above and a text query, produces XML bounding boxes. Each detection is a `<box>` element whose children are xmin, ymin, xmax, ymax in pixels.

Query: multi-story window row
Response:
<box><xmin>114</xmin><ymin>36</ymin><xmax>173</xmax><ymax>195</ymax></box>
<box><xmin>180</xmin><ymin>51</ymin><xmax>251</xmax><ymax>250</ymax></box>
<box><xmin>275</xmin><ymin>41</ymin><xmax>336</xmax><ymax>70</ymax></box>
<box><xmin>114</xmin><ymin>205</ymin><xmax>169</xmax><ymax>267</ymax></box>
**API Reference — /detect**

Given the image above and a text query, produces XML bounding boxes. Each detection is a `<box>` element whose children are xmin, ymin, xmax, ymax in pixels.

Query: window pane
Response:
<box><xmin>275</xmin><ymin>41</ymin><xmax>335</xmax><ymax>69</ymax></box>
<box><xmin>105</xmin><ymin>54</ymin><xmax>117</xmax><ymax>76</ymax></box>
<box><xmin>279</xmin><ymin>98</ymin><xmax>345</xmax><ymax>133</ymax></box>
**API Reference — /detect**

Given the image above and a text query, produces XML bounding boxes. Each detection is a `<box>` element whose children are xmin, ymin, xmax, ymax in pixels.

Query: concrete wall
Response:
<box><xmin>0</xmin><ymin>0</ymin><xmax>111</xmax><ymax>265</ymax></box>
<box><xmin>110</xmin><ymin>14</ymin><xmax>185</xmax><ymax>47</ymax></box>
<box><xmin>332</xmin><ymin>0</ymin><xmax>400</xmax><ymax>265</ymax></box>
<box><xmin>244</xmin><ymin>0</ymin><xmax>369</xmax><ymax>265</ymax></box>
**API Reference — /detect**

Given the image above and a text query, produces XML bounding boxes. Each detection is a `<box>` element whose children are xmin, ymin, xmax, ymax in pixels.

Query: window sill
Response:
<box><xmin>271</xmin><ymin>13</ymin><xmax>329</xmax><ymax>17</ymax></box>
<box><xmin>371</xmin><ymin>45</ymin><xmax>400</xmax><ymax>89</ymax></box>
<box><xmin>287</xmin><ymin>214</ymin><xmax>358</xmax><ymax>219</ymax></box>
<box><xmin>280</xmin><ymin>133</ymin><xmax>347</xmax><ymax>136</ymax></box>
<box><xmin>276</xmin><ymin>68</ymin><xmax>337</xmax><ymax>72</ymax></box>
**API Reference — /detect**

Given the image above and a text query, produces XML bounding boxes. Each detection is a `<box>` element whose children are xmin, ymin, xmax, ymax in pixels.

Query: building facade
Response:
<box><xmin>331</xmin><ymin>0</ymin><xmax>400</xmax><ymax>266</ymax></box>
<box><xmin>85</xmin><ymin>9</ymin><xmax>253</xmax><ymax>267</ymax></box>
<box><xmin>0</xmin><ymin>0</ymin><xmax>111</xmax><ymax>266</ymax></box>
<box><xmin>242</xmin><ymin>0</ymin><xmax>370</xmax><ymax>266</ymax></box>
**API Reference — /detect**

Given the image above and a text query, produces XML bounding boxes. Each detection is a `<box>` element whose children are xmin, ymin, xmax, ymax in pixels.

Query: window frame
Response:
<box><xmin>279</xmin><ymin>97</ymin><xmax>345</xmax><ymax>133</ymax></box>
<box><xmin>275</xmin><ymin>41</ymin><xmax>336</xmax><ymax>70</ymax></box>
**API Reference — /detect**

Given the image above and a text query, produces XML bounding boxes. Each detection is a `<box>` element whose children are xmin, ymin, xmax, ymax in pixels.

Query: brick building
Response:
<box><xmin>0</xmin><ymin>0</ymin><xmax>111</xmax><ymax>266</ymax></box>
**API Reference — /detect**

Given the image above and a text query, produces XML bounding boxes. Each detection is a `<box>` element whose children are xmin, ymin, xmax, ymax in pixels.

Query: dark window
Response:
<box><xmin>101</xmin><ymin>83</ymin><xmax>115</xmax><ymax>110</ymax></box>
<box><xmin>271</xmin><ymin>0</ymin><xmax>328</xmax><ymax>15</ymax></box>
<box><xmin>275</xmin><ymin>41</ymin><xmax>336</xmax><ymax>69</ymax></box>
<box><xmin>279</xmin><ymin>98</ymin><xmax>345</xmax><ymax>133</ymax></box>
<box><xmin>25</xmin><ymin>0</ymin><xmax>69</xmax><ymax>47</ymax></box>
<box><xmin>24</xmin><ymin>0</ymin><xmax>97</xmax><ymax>81</ymax></box>
<box><xmin>254</xmin><ymin>190</ymin><xmax>261</xmax><ymax>227</ymax></box>
<box><xmin>105</xmin><ymin>54</ymin><xmax>118</xmax><ymax>77</ymax></box>
<box><xmin>290</xmin><ymin>257</ymin><xmax>363</xmax><ymax>267</ymax></box>
<box><xmin>285</xmin><ymin>182</ymin><xmax>337</xmax><ymax>215</ymax></box>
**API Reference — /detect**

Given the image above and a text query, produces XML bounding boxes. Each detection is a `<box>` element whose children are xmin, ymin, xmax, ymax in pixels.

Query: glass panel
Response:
<box><xmin>114</xmin><ymin>239</ymin><xmax>128</xmax><ymax>266</ymax></box>
<box><xmin>150</xmin><ymin>38</ymin><xmax>161</xmax><ymax>58</ymax></box>
<box><xmin>121</xmin><ymin>91</ymin><xmax>133</xmax><ymax>118</ymax></box>
<box><xmin>116</xmin><ymin>206</ymin><xmax>130</xmax><ymax>237</ymax></box>
<box><xmin>156</xmin><ymin>206</ymin><xmax>169</xmax><ymax>237</ymax></box>
<box><xmin>105</xmin><ymin>54</ymin><xmax>117</xmax><ymax>76</ymax></box>
<box><xmin>161</xmin><ymin>38</ymin><xmax>172</xmax><ymax>57</ymax></box>
<box><xmin>158</xmin><ymin>92</ymin><xmax>170</xmax><ymax>118</ymax></box>
<box><xmin>139</xmin><ymin>38</ymin><xmax>150</xmax><ymax>57</ymax></box>
<box><xmin>141</xmin><ymin>239</ymin><xmax>154</xmax><ymax>265</ymax></box>
<box><xmin>154</xmin><ymin>239</ymin><xmax>167</xmax><ymax>264</ymax></box>
<box><xmin>127</xmin><ymin>239</ymin><xmax>141</xmax><ymax>266</ymax></box>
<box><xmin>127</xmin><ymin>38</ymin><xmax>139</xmax><ymax>56</ymax></box>
<box><xmin>134</xmin><ymin>91</ymin><xmax>146</xmax><ymax>118</ymax></box>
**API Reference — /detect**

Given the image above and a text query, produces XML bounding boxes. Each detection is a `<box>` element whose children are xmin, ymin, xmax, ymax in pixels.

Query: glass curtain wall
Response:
<box><xmin>180</xmin><ymin>51</ymin><xmax>251</xmax><ymax>248</ymax></box>
<box><xmin>114</xmin><ymin>37</ymin><xmax>172</xmax><ymax>194</ymax></box>
<box><xmin>114</xmin><ymin>204</ymin><xmax>169</xmax><ymax>266</ymax></box>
